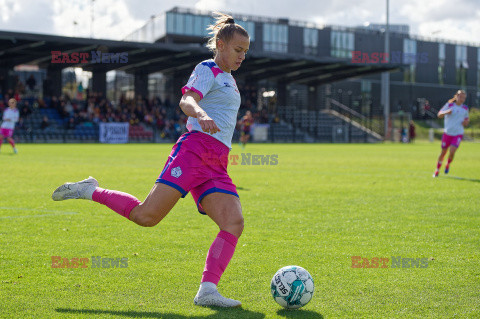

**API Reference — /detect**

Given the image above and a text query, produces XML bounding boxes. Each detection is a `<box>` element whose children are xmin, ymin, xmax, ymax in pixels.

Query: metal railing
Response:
<box><xmin>325</xmin><ymin>98</ymin><xmax>384</xmax><ymax>138</ymax></box>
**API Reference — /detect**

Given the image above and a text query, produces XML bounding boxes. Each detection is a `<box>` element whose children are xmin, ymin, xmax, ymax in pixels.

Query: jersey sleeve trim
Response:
<box><xmin>182</xmin><ymin>86</ymin><xmax>204</xmax><ymax>100</ymax></box>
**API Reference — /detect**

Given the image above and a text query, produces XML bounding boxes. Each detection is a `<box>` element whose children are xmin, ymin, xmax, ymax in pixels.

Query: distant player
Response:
<box><xmin>0</xmin><ymin>98</ymin><xmax>19</xmax><ymax>154</ymax></box>
<box><xmin>433</xmin><ymin>90</ymin><xmax>469</xmax><ymax>177</ymax></box>
<box><xmin>239</xmin><ymin>110</ymin><xmax>253</xmax><ymax>148</ymax></box>
<box><xmin>52</xmin><ymin>12</ymin><xmax>249</xmax><ymax>307</ymax></box>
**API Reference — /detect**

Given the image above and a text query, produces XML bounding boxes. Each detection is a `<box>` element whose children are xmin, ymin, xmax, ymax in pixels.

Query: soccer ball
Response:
<box><xmin>270</xmin><ymin>265</ymin><xmax>314</xmax><ymax>309</ymax></box>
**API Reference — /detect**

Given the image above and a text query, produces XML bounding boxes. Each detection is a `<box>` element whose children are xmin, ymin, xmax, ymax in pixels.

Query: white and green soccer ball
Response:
<box><xmin>270</xmin><ymin>265</ymin><xmax>314</xmax><ymax>309</ymax></box>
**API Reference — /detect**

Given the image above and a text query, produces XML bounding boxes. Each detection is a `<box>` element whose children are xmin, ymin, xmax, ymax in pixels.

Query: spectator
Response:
<box><xmin>40</xmin><ymin>116</ymin><xmax>50</xmax><ymax>130</ymax></box>
<box><xmin>409</xmin><ymin>120</ymin><xmax>416</xmax><ymax>143</ymax></box>
<box><xmin>65</xmin><ymin>117</ymin><xmax>76</xmax><ymax>130</ymax></box>
<box><xmin>14</xmin><ymin>76</ymin><xmax>25</xmax><ymax>95</ymax></box>
<box><xmin>26</xmin><ymin>74</ymin><xmax>36</xmax><ymax>91</ymax></box>
<box><xmin>20</xmin><ymin>101</ymin><xmax>32</xmax><ymax>118</ymax></box>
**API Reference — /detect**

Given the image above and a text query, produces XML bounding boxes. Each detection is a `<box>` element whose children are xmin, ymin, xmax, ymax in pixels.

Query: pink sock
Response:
<box><xmin>436</xmin><ymin>161</ymin><xmax>442</xmax><ymax>169</ymax></box>
<box><xmin>92</xmin><ymin>188</ymin><xmax>141</xmax><ymax>219</ymax></box>
<box><xmin>447</xmin><ymin>158</ymin><xmax>452</xmax><ymax>166</ymax></box>
<box><xmin>201</xmin><ymin>230</ymin><xmax>238</xmax><ymax>285</ymax></box>
<box><xmin>8</xmin><ymin>139</ymin><xmax>15</xmax><ymax>148</ymax></box>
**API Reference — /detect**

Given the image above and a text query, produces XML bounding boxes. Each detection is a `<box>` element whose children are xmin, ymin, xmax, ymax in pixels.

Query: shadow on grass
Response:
<box><xmin>440</xmin><ymin>176</ymin><xmax>480</xmax><ymax>183</ymax></box>
<box><xmin>276</xmin><ymin>309</ymin><xmax>324</xmax><ymax>318</ymax></box>
<box><xmin>236</xmin><ymin>186</ymin><xmax>250</xmax><ymax>191</ymax></box>
<box><xmin>56</xmin><ymin>307</ymin><xmax>265</xmax><ymax>318</ymax></box>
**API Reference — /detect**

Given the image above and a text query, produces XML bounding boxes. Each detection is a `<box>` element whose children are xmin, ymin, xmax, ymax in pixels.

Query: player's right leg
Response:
<box><xmin>128</xmin><ymin>183</ymin><xmax>181</xmax><ymax>226</ymax></box>
<box><xmin>52</xmin><ymin>178</ymin><xmax>182</xmax><ymax>227</ymax></box>
<box><xmin>52</xmin><ymin>131</ymin><xmax>199</xmax><ymax>226</ymax></box>
<box><xmin>0</xmin><ymin>134</ymin><xmax>4</xmax><ymax>151</ymax></box>
<box><xmin>6</xmin><ymin>137</ymin><xmax>17</xmax><ymax>153</ymax></box>
<box><xmin>434</xmin><ymin>148</ymin><xmax>448</xmax><ymax>177</ymax></box>
<box><xmin>434</xmin><ymin>134</ymin><xmax>450</xmax><ymax>177</ymax></box>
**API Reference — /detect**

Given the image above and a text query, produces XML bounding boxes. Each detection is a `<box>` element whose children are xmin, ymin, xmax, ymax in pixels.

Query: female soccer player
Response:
<box><xmin>239</xmin><ymin>110</ymin><xmax>253</xmax><ymax>148</ymax></box>
<box><xmin>0</xmin><ymin>98</ymin><xmax>19</xmax><ymax>154</ymax></box>
<box><xmin>433</xmin><ymin>90</ymin><xmax>469</xmax><ymax>177</ymax></box>
<box><xmin>52</xmin><ymin>13</ymin><xmax>249</xmax><ymax>307</ymax></box>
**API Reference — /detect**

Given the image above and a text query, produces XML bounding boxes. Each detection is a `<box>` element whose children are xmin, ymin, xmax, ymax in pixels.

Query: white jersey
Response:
<box><xmin>1</xmin><ymin>108</ymin><xmax>19</xmax><ymax>130</ymax></box>
<box><xmin>182</xmin><ymin>59</ymin><xmax>241</xmax><ymax>149</ymax></box>
<box><xmin>439</xmin><ymin>102</ymin><xmax>469</xmax><ymax>136</ymax></box>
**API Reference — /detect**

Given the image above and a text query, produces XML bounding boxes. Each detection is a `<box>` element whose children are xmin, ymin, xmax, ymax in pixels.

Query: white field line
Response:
<box><xmin>0</xmin><ymin>207</ymin><xmax>79</xmax><ymax>219</ymax></box>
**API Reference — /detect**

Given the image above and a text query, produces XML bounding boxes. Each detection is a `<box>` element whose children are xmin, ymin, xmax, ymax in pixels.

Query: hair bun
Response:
<box><xmin>226</xmin><ymin>17</ymin><xmax>235</xmax><ymax>24</ymax></box>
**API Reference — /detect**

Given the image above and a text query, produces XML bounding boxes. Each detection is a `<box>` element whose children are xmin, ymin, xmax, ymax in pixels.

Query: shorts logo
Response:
<box><xmin>171</xmin><ymin>167</ymin><xmax>182</xmax><ymax>178</ymax></box>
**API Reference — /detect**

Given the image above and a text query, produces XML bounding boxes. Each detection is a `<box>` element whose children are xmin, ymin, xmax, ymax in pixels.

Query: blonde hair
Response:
<box><xmin>448</xmin><ymin>89</ymin><xmax>466</xmax><ymax>103</ymax></box>
<box><xmin>206</xmin><ymin>12</ymin><xmax>249</xmax><ymax>55</ymax></box>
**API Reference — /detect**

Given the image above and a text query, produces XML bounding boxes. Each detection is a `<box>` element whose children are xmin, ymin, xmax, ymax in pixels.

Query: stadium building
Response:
<box><xmin>1</xmin><ymin>7</ymin><xmax>479</xmax><ymax>143</ymax></box>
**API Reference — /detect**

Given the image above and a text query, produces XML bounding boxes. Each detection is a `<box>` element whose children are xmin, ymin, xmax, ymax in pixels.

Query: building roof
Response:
<box><xmin>0</xmin><ymin>30</ymin><xmax>401</xmax><ymax>85</ymax></box>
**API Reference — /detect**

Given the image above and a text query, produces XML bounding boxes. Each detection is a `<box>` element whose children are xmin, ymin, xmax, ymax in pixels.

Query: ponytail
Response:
<box><xmin>206</xmin><ymin>12</ymin><xmax>249</xmax><ymax>55</ymax></box>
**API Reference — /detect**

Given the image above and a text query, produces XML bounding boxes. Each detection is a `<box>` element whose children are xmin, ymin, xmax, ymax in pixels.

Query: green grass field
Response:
<box><xmin>1</xmin><ymin>142</ymin><xmax>479</xmax><ymax>318</ymax></box>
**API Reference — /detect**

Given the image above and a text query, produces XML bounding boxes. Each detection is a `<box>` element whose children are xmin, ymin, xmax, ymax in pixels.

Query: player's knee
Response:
<box><xmin>138</xmin><ymin>215</ymin><xmax>160</xmax><ymax>227</ymax></box>
<box><xmin>143</xmin><ymin>220</ymin><xmax>159</xmax><ymax>227</ymax></box>
<box><xmin>228</xmin><ymin>214</ymin><xmax>244</xmax><ymax>237</ymax></box>
<box><xmin>134</xmin><ymin>206</ymin><xmax>167</xmax><ymax>227</ymax></box>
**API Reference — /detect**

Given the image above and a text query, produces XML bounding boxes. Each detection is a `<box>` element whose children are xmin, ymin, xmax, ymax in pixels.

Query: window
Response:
<box><xmin>193</xmin><ymin>15</ymin><xmax>203</xmax><ymax>36</ymax></box>
<box><xmin>176</xmin><ymin>14</ymin><xmax>185</xmax><ymax>34</ymax></box>
<box><xmin>438</xmin><ymin>43</ymin><xmax>445</xmax><ymax>85</ymax></box>
<box><xmin>455</xmin><ymin>45</ymin><xmax>468</xmax><ymax>87</ymax></box>
<box><xmin>304</xmin><ymin>28</ymin><xmax>318</xmax><ymax>55</ymax></box>
<box><xmin>263</xmin><ymin>23</ymin><xmax>288</xmax><ymax>53</ymax></box>
<box><xmin>167</xmin><ymin>12</ymin><xmax>175</xmax><ymax>34</ymax></box>
<box><xmin>203</xmin><ymin>16</ymin><xmax>213</xmax><ymax>36</ymax></box>
<box><xmin>403</xmin><ymin>39</ymin><xmax>416</xmax><ymax>83</ymax></box>
<box><xmin>361</xmin><ymin>80</ymin><xmax>372</xmax><ymax>116</ymax></box>
<box><xmin>478</xmin><ymin>48</ymin><xmax>480</xmax><ymax>89</ymax></box>
<box><xmin>185</xmin><ymin>14</ymin><xmax>194</xmax><ymax>35</ymax></box>
<box><xmin>330</xmin><ymin>30</ymin><xmax>354</xmax><ymax>58</ymax></box>
<box><xmin>166</xmin><ymin>13</ymin><xmax>213</xmax><ymax>37</ymax></box>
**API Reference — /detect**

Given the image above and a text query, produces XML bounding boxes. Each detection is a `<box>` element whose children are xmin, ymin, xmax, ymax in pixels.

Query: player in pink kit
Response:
<box><xmin>0</xmin><ymin>98</ymin><xmax>19</xmax><ymax>154</ymax></box>
<box><xmin>433</xmin><ymin>90</ymin><xmax>469</xmax><ymax>177</ymax></box>
<box><xmin>52</xmin><ymin>12</ymin><xmax>249</xmax><ymax>308</ymax></box>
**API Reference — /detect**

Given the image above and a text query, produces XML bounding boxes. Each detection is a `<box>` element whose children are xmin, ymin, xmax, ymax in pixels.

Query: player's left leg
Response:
<box><xmin>0</xmin><ymin>134</ymin><xmax>4</xmax><ymax>152</ymax></box>
<box><xmin>245</xmin><ymin>133</ymin><xmax>250</xmax><ymax>145</ymax></box>
<box><xmin>194</xmin><ymin>192</ymin><xmax>243</xmax><ymax>307</ymax></box>
<box><xmin>445</xmin><ymin>145</ymin><xmax>458</xmax><ymax>174</ymax></box>
<box><xmin>6</xmin><ymin>137</ymin><xmax>17</xmax><ymax>154</ymax></box>
<box><xmin>239</xmin><ymin>132</ymin><xmax>245</xmax><ymax>149</ymax></box>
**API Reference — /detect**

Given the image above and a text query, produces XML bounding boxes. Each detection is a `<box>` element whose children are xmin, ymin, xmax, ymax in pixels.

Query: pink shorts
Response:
<box><xmin>0</xmin><ymin>128</ymin><xmax>13</xmax><ymax>138</ymax></box>
<box><xmin>156</xmin><ymin>130</ymin><xmax>238</xmax><ymax>214</ymax></box>
<box><xmin>441</xmin><ymin>133</ymin><xmax>463</xmax><ymax>149</ymax></box>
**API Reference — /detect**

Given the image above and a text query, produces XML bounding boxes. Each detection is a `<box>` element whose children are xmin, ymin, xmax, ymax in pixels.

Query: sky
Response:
<box><xmin>0</xmin><ymin>0</ymin><xmax>479</xmax><ymax>45</ymax></box>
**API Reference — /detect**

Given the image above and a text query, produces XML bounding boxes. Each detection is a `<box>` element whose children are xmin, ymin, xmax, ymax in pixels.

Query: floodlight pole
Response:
<box><xmin>382</xmin><ymin>0</ymin><xmax>390</xmax><ymax>140</ymax></box>
<box><xmin>90</xmin><ymin>0</ymin><xmax>95</xmax><ymax>38</ymax></box>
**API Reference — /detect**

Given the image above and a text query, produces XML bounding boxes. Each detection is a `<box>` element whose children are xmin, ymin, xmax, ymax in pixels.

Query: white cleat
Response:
<box><xmin>194</xmin><ymin>290</ymin><xmax>242</xmax><ymax>308</ymax></box>
<box><xmin>52</xmin><ymin>176</ymin><xmax>99</xmax><ymax>201</ymax></box>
